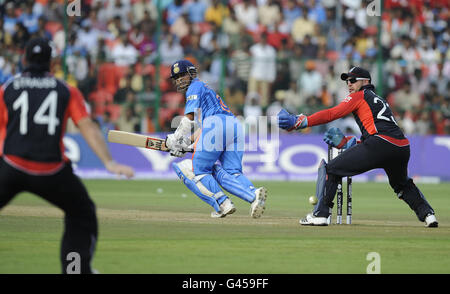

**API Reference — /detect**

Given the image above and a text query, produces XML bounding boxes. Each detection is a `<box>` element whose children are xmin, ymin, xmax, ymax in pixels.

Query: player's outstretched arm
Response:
<box><xmin>77</xmin><ymin>117</ymin><xmax>135</xmax><ymax>178</ymax></box>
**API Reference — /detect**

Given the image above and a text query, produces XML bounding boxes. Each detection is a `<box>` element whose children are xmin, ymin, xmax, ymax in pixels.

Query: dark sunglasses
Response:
<box><xmin>346</xmin><ymin>78</ymin><xmax>369</xmax><ymax>84</ymax></box>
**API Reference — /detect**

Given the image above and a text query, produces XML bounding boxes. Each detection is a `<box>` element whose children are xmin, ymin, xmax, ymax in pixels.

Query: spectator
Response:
<box><xmin>234</xmin><ymin>0</ymin><xmax>259</xmax><ymax>32</ymax></box>
<box><xmin>42</xmin><ymin>0</ymin><xmax>64</xmax><ymax>23</ymax></box>
<box><xmin>415</xmin><ymin>112</ymin><xmax>431</xmax><ymax>135</ymax></box>
<box><xmin>289</xmin><ymin>44</ymin><xmax>304</xmax><ymax>82</ymax></box>
<box><xmin>116</xmin><ymin>106</ymin><xmax>140</xmax><ymax>133</ymax></box>
<box><xmin>166</xmin><ymin>0</ymin><xmax>186</xmax><ymax>26</ymax></box>
<box><xmin>282</xmin><ymin>0</ymin><xmax>302</xmax><ymax>32</ymax></box>
<box><xmin>97</xmin><ymin>111</ymin><xmax>116</xmax><ymax>137</ymax></box>
<box><xmin>82</xmin><ymin>6</ymin><xmax>108</xmax><ymax>32</ymax></box>
<box><xmin>137</xmin><ymin>77</ymin><xmax>157</xmax><ymax>104</ymax></box>
<box><xmin>111</xmin><ymin>35</ymin><xmax>139</xmax><ymax>66</ymax></box>
<box><xmin>18</xmin><ymin>2</ymin><xmax>40</xmax><ymax>34</ymax></box>
<box><xmin>391</xmin><ymin>81</ymin><xmax>422</xmax><ymax>113</ymax></box>
<box><xmin>3</xmin><ymin>2</ymin><xmax>18</xmax><ymax>37</ymax></box>
<box><xmin>300</xmin><ymin>34</ymin><xmax>318</xmax><ymax>58</ymax></box>
<box><xmin>186</xmin><ymin>0</ymin><xmax>208</xmax><ymax>24</ymax></box>
<box><xmin>200</xmin><ymin>22</ymin><xmax>230</xmax><ymax>54</ymax></box>
<box><xmin>429</xmin><ymin>63</ymin><xmax>450</xmax><ymax>96</ymax></box>
<box><xmin>423</xmin><ymin>83</ymin><xmax>440</xmax><ymax>107</ymax></box>
<box><xmin>12</xmin><ymin>23</ymin><xmax>30</xmax><ymax>51</ymax></box>
<box><xmin>143</xmin><ymin>106</ymin><xmax>157</xmax><ymax>133</ymax></box>
<box><xmin>66</xmin><ymin>49</ymin><xmax>89</xmax><ymax>82</ymax></box>
<box><xmin>231</xmin><ymin>40</ymin><xmax>252</xmax><ymax>93</ymax></box>
<box><xmin>108</xmin><ymin>15</ymin><xmax>126</xmax><ymax>39</ymax></box>
<box><xmin>409</xmin><ymin>68</ymin><xmax>429</xmax><ymax>97</ymax></box>
<box><xmin>222</xmin><ymin>9</ymin><xmax>243</xmax><ymax>50</ymax></box>
<box><xmin>35</xmin><ymin>17</ymin><xmax>53</xmax><ymax>41</ymax></box>
<box><xmin>205</xmin><ymin>0</ymin><xmax>230</xmax><ymax>27</ymax></box>
<box><xmin>132</xmin><ymin>0</ymin><xmax>158</xmax><ymax>24</ymax></box>
<box><xmin>390</xmin><ymin>60</ymin><xmax>410</xmax><ymax>91</ymax></box>
<box><xmin>78</xmin><ymin>66</ymin><xmax>98</xmax><ymax>100</ymax></box>
<box><xmin>248</xmin><ymin>32</ymin><xmax>277</xmax><ymax>107</ymax></box>
<box><xmin>103</xmin><ymin>0</ymin><xmax>132</xmax><ymax>31</ymax></box>
<box><xmin>114</xmin><ymin>75</ymin><xmax>136</xmax><ymax>104</ymax></box>
<box><xmin>258</xmin><ymin>0</ymin><xmax>281</xmax><ymax>29</ymax></box>
<box><xmin>400</xmin><ymin>110</ymin><xmax>416</xmax><ymax>135</ymax></box>
<box><xmin>266</xmin><ymin>94</ymin><xmax>283</xmax><ymax>120</ymax></box>
<box><xmin>170</xmin><ymin>14</ymin><xmax>190</xmax><ymax>41</ymax></box>
<box><xmin>291</xmin><ymin>7</ymin><xmax>316</xmax><ymax>43</ymax></box>
<box><xmin>243</xmin><ymin>92</ymin><xmax>263</xmax><ymax>134</ymax></box>
<box><xmin>76</xmin><ymin>23</ymin><xmax>100</xmax><ymax>57</ymax></box>
<box><xmin>1</xmin><ymin>0</ymin><xmax>448</xmax><ymax>136</ymax></box>
<box><xmin>281</xmin><ymin>81</ymin><xmax>304</xmax><ymax>113</ymax></box>
<box><xmin>267</xmin><ymin>22</ymin><xmax>290</xmax><ymax>50</ymax></box>
<box><xmin>159</xmin><ymin>34</ymin><xmax>184</xmax><ymax>66</ymax></box>
<box><xmin>308</xmin><ymin>0</ymin><xmax>327</xmax><ymax>25</ymax></box>
<box><xmin>297</xmin><ymin>60</ymin><xmax>323</xmax><ymax>101</ymax></box>
<box><xmin>184</xmin><ymin>32</ymin><xmax>208</xmax><ymax>64</ymax></box>
<box><xmin>354</xmin><ymin>1</ymin><xmax>368</xmax><ymax>30</ymax></box>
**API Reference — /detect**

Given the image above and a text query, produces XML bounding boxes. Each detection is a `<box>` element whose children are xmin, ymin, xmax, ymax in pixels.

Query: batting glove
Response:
<box><xmin>166</xmin><ymin>134</ymin><xmax>191</xmax><ymax>157</ymax></box>
<box><xmin>169</xmin><ymin>149</ymin><xmax>186</xmax><ymax>157</ymax></box>
<box><xmin>323</xmin><ymin>127</ymin><xmax>357</xmax><ymax>149</ymax></box>
<box><xmin>277</xmin><ymin>109</ymin><xmax>308</xmax><ymax>131</ymax></box>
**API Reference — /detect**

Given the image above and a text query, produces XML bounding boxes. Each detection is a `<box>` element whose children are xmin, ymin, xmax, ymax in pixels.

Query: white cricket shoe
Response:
<box><xmin>250</xmin><ymin>187</ymin><xmax>267</xmax><ymax>218</ymax></box>
<box><xmin>211</xmin><ymin>198</ymin><xmax>236</xmax><ymax>218</ymax></box>
<box><xmin>299</xmin><ymin>213</ymin><xmax>329</xmax><ymax>226</ymax></box>
<box><xmin>425</xmin><ymin>214</ymin><xmax>438</xmax><ymax>228</ymax></box>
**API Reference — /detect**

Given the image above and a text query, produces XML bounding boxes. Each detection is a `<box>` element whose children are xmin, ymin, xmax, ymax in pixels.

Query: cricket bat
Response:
<box><xmin>107</xmin><ymin>130</ymin><xmax>193</xmax><ymax>153</ymax></box>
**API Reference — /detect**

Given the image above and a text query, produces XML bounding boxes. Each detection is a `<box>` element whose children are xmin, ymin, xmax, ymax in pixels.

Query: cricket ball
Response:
<box><xmin>309</xmin><ymin>196</ymin><xmax>318</xmax><ymax>205</ymax></box>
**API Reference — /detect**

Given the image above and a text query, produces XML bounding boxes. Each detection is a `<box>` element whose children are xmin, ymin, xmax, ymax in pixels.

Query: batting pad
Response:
<box><xmin>212</xmin><ymin>164</ymin><xmax>255</xmax><ymax>203</ymax></box>
<box><xmin>172</xmin><ymin>160</ymin><xmax>224</xmax><ymax>212</ymax></box>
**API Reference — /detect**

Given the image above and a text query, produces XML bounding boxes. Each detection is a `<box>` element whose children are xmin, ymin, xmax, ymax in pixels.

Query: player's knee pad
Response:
<box><xmin>315</xmin><ymin>159</ymin><xmax>328</xmax><ymax>201</ymax></box>
<box><xmin>172</xmin><ymin>160</ymin><xmax>223</xmax><ymax>212</ymax></box>
<box><xmin>313</xmin><ymin>159</ymin><xmax>334</xmax><ymax>217</ymax></box>
<box><xmin>396</xmin><ymin>179</ymin><xmax>434</xmax><ymax>221</ymax></box>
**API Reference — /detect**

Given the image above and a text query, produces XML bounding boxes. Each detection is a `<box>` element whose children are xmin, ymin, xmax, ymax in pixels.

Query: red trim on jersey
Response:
<box><xmin>375</xmin><ymin>134</ymin><xmax>410</xmax><ymax>147</ymax></box>
<box><xmin>4</xmin><ymin>155</ymin><xmax>66</xmax><ymax>175</ymax></box>
<box><xmin>0</xmin><ymin>87</ymin><xmax>7</xmax><ymax>156</ymax></box>
<box><xmin>307</xmin><ymin>91</ymin><xmax>363</xmax><ymax>126</ymax></box>
<box><xmin>59</xmin><ymin>85</ymin><xmax>89</xmax><ymax>164</ymax></box>
<box><xmin>67</xmin><ymin>86</ymin><xmax>89</xmax><ymax>124</ymax></box>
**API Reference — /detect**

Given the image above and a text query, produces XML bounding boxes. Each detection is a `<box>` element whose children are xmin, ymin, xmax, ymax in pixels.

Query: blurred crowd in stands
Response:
<box><xmin>0</xmin><ymin>0</ymin><xmax>449</xmax><ymax>135</ymax></box>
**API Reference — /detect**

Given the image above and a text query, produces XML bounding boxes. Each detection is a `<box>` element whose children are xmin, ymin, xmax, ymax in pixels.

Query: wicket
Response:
<box><xmin>327</xmin><ymin>145</ymin><xmax>352</xmax><ymax>224</ymax></box>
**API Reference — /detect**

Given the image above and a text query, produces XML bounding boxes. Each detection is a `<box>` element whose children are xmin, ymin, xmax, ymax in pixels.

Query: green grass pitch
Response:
<box><xmin>0</xmin><ymin>179</ymin><xmax>449</xmax><ymax>274</ymax></box>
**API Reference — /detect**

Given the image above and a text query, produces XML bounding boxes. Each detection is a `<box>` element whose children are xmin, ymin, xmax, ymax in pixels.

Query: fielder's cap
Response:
<box><xmin>170</xmin><ymin>59</ymin><xmax>196</xmax><ymax>78</ymax></box>
<box><xmin>340</xmin><ymin>66</ymin><xmax>371</xmax><ymax>81</ymax></box>
<box><xmin>25</xmin><ymin>37</ymin><xmax>52</xmax><ymax>65</ymax></box>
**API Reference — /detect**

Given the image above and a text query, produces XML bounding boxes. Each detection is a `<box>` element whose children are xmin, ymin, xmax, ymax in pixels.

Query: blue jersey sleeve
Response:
<box><xmin>184</xmin><ymin>82</ymin><xmax>202</xmax><ymax>115</ymax></box>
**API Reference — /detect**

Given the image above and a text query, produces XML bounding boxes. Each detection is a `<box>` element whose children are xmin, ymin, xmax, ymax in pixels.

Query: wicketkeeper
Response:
<box><xmin>277</xmin><ymin>66</ymin><xmax>438</xmax><ymax>227</ymax></box>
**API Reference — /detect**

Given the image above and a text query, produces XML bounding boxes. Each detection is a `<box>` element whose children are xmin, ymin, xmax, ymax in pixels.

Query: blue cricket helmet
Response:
<box><xmin>170</xmin><ymin>60</ymin><xmax>197</xmax><ymax>79</ymax></box>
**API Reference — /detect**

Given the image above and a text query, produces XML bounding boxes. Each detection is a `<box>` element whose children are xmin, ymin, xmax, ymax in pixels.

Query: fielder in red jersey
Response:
<box><xmin>0</xmin><ymin>38</ymin><xmax>134</xmax><ymax>273</ymax></box>
<box><xmin>278</xmin><ymin>66</ymin><xmax>438</xmax><ymax>227</ymax></box>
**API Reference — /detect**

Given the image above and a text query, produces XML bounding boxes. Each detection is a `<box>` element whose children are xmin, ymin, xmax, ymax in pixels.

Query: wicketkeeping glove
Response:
<box><xmin>277</xmin><ymin>108</ymin><xmax>308</xmax><ymax>131</ymax></box>
<box><xmin>323</xmin><ymin>127</ymin><xmax>357</xmax><ymax>149</ymax></box>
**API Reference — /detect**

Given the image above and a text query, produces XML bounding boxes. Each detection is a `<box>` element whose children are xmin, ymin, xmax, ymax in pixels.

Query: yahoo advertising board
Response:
<box><xmin>64</xmin><ymin>134</ymin><xmax>450</xmax><ymax>182</ymax></box>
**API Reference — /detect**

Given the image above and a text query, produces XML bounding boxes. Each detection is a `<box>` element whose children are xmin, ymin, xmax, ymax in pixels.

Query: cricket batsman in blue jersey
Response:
<box><xmin>165</xmin><ymin>60</ymin><xmax>267</xmax><ymax>218</ymax></box>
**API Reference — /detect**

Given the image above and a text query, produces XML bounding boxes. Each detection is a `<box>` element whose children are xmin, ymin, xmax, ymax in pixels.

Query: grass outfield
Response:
<box><xmin>0</xmin><ymin>180</ymin><xmax>449</xmax><ymax>274</ymax></box>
